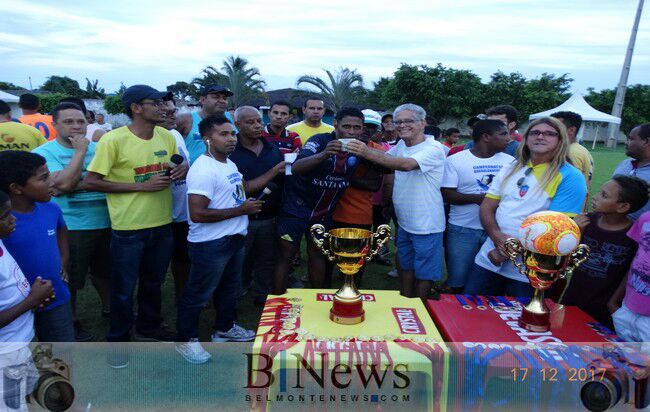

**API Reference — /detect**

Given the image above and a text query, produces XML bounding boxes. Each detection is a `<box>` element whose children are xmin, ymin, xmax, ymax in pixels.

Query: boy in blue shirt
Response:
<box><xmin>34</xmin><ymin>102</ymin><xmax>111</xmax><ymax>342</ymax></box>
<box><xmin>0</xmin><ymin>150</ymin><xmax>74</xmax><ymax>342</ymax></box>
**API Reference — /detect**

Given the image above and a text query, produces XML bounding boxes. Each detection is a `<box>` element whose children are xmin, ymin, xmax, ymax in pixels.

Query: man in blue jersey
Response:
<box><xmin>272</xmin><ymin>107</ymin><xmax>365</xmax><ymax>294</ymax></box>
<box><xmin>176</xmin><ymin>85</ymin><xmax>236</xmax><ymax>164</ymax></box>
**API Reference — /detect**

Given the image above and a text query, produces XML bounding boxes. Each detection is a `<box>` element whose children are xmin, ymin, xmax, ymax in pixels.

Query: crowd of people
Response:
<box><xmin>0</xmin><ymin>83</ymin><xmax>648</xmax><ymax>366</ymax></box>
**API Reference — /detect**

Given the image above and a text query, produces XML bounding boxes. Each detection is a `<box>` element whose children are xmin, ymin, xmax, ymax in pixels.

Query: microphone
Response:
<box><xmin>165</xmin><ymin>154</ymin><xmax>185</xmax><ymax>176</ymax></box>
<box><xmin>256</xmin><ymin>182</ymin><xmax>278</xmax><ymax>201</ymax></box>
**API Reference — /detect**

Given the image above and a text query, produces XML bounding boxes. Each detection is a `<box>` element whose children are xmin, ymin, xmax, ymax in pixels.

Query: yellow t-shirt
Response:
<box><xmin>286</xmin><ymin>121</ymin><xmax>334</xmax><ymax>144</ymax></box>
<box><xmin>568</xmin><ymin>143</ymin><xmax>593</xmax><ymax>188</ymax></box>
<box><xmin>87</xmin><ymin>126</ymin><xmax>178</xmax><ymax>230</ymax></box>
<box><xmin>0</xmin><ymin>121</ymin><xmax>46</xmax><ymax>152</ymax></box>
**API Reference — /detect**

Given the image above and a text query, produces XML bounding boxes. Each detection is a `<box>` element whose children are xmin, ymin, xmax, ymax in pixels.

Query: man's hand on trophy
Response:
<box><xmin>488</xmin><ymin>249</ymin><xmax>508</xmax><ymax>266</ymax></box>
<box><xmin>573</xmin><ymin>214</ymin><xmax>590</xmax><ymax>233</ymax></box>
<box><xmin>489</xmin><ymin>231</ymin><xmax>510</xmax><ymax>257</ymax></box>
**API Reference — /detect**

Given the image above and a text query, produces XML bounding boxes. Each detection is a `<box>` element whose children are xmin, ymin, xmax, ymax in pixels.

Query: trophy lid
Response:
<box><xmin>518</xmin><ymin>211</ymin><xmax>581</xmax><ymax>256</ymax></box>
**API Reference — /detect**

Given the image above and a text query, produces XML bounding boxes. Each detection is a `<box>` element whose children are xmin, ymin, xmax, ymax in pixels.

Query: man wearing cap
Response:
<box><xmin>0</xmin><ymin>100</ymin><xmax>46</xmax><ymax>152</ymax></box>
<box><xmin>176</xmin><ymin>85</ymin><xmax>237</xmax><ymax>165</ymax></box>
<box><xmin>331</xmin><ymin>109</ymin><xmax>388</xmax><ymax>285</ymax></box>
<box><xmin>86</xmin><ymin>85</ymin><xmax>188</xmax><ymax>348</ymax></box>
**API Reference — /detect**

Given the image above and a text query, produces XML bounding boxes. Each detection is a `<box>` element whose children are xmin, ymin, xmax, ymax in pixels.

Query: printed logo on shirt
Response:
<box><xmin>47</xmin><ymin>229</ymin><xmax>55</xmax><ymax>236</ymax></box>
<box><xmin>153</xmin><ymin>150</ymin><xmax>168</xmax><ymax>157</ymax></box>
<box><xmin>133</xmin><ymin>163</ymin><xmax>164</xmax><ymax>183</ymax></box>
<box><xmin>477</xmin><ymin>174</ymin><xmax>496</xmax><ymax>191</ymax></box>
<box><xmin>232</xmin><ymin>184</ymin><xmax>246</xmax><ymax>206</ymax></box>
<box><xmin>519</xmin><ymin>184</ymin><xmax>529</xmax><ymax>197</ymax></box>
<box><xmin>0</xmin><ymin>133</ymin><xmax>30</xmax><ymax>150</ymax></box>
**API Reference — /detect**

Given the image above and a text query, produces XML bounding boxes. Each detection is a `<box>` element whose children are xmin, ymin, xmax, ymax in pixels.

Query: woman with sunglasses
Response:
<box><xmin>464</xmin><ymin>117</ymin><xmax>587</xmax><ymax>297</ymax></box>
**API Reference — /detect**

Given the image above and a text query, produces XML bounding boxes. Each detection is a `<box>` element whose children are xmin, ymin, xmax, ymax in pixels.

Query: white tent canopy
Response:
<box><xmin>529</xmin><ymin>93</ymin><xmax>621</xmax><ymax>124</ymax></box>
<box><xmin>0</xmin><ymin>90</ymin><xmax>19</xmax><ymax>103</ymax></box>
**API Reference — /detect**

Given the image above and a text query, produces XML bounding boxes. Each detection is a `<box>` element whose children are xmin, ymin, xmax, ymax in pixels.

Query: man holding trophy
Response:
<box><xmin>465</xmin><ymin>117</ymin><xmax>588</xmax><ymax>300</ymax></box>
<box><xmin>273</xmin><ymin>108</ymin><xmax>366</xmax><ymax>294</ymax></box>
<box><xmin>346</xmin><ymin>104</ymin><xmax>447</xmax><ymax>300</ymax></box>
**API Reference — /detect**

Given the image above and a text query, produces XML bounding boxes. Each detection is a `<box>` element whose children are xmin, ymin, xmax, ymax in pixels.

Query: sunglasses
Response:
<box><xmin>516</xmin><ymin>167</ymin><xmax>533</xmax><ymax>188</ymax></box>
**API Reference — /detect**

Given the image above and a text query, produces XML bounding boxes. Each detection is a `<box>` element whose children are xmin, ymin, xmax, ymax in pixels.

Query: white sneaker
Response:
<box><xmin>387</xmin><ymin>269</ymin><xmax>398</xmax><ymax>278</ymax></box>
<box><xmin>211</xmin><ymin>323</ymin><xmax>256</xmax><ymax>342</ymax></box>
<box><xmin>176</xmin><ymin>339</ymin><xmax>211</xmax><ymax>364</ymax></box>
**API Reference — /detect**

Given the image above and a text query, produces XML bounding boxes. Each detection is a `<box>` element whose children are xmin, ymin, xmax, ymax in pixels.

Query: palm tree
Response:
<box><xmin>296</xmin><ymin>67</ymin><xmax>365</xmax><ymax>111</ymax></box>
<box><xmin>192</xmin><ymin>56</ymin><xmax>266</xmax><ymax>108</ymax></box>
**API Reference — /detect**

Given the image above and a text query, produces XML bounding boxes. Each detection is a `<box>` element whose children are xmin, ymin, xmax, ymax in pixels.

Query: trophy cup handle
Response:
<box><xmin>564</xmin><ymin>244</ymin><xmax>590</xmax><ymax>276</ymax></box>
<box><xmin>504</xmin><ymin>237</ymin><xmax>528</xmax><ymax>277</ymax></box>
<box><xmin>365</xmin><ymin>224</ymin><xmax>391</xmax><ymax>261</ymax></box>
<box><xmin>310</xmin><ymin>224</ymin><xmax>335</xmax><ymax>261</ymax></box>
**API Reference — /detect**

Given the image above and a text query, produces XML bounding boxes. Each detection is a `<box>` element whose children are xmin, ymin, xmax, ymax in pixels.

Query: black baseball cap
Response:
<box><xmin>121</xmin><ymin>85</ymin><xmax>172</xmax><ymax>107</ymax></box>
<box><xmin>200</xmin><ymin>85</ymin><xmax>234</xmax><ymax>97</ymax></box>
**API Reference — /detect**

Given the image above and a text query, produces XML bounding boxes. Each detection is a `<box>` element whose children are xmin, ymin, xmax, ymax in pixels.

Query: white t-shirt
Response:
<box><xmin>97</xmin><ymin>122</ymin><xmax>113</xmax><ymax>132</ymax></box>
<box><xmin>84</xmin><ymin>123</ymin><xmax>102</xmax><ymax>141</ymax></box>
<box><xmin>170</xmin><ymin>129</ymin><xmax>190</xmax><ymax>223</ymax></box>
<box><xmin>387</xmin><ymin>137</ymin><xmax>446</xmax><ymax>234</ymax></box>
<box><xmin>474</xmin><ymin>162</ymin><xmax>586</xmax><ymax>282</ymax></box>
<box><xmin>0</xmin><ymin>241</ymin><xmax>34</xmax><ymax>354</ymax></box>
<box><xmin>186</xmin><ymin>155</ymin><xmax>248</xmax><ymax>243</ymax></box>
<box><xmin>441</xmin><ymin>150</ymin><xmax>514</xmax><ymax>230</ymax></box>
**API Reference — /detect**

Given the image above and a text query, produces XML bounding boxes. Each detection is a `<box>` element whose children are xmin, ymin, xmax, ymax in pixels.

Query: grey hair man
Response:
<box><xmin>346</xmin><ymin>103</ymin><xmax>446</xmax><ymax>299</ymax></box>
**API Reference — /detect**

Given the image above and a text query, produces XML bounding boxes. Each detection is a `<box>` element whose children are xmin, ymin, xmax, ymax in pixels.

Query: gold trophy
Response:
<box><xmin>310</xmin><ymin>224</ymin><xmax>391</xmax><ymax>324</ymax></box>
<box><xmin>504</xmin><ymin>211</ymin><xmax>589</xmax><ymax>332</ymax></box>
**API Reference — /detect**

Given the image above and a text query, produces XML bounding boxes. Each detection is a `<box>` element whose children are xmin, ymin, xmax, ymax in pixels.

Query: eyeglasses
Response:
<box><xmin>139</xmin><ymin>100</ymin><xmax>166</xmax><ymax>107</ymax></box>
<box><xmin>394</xmin><ymin>119</ymin><xmax>418</xmax><ymax>126</ymax></box>
<box><xmin>516</xmin><ymin>167</ymin><xmax>533</xmax><ymax>188</ymax></box>
<box><xmin>528</xmin><ymin>130</ymin><xmax>559</xmax><ymax>138</ymax></box>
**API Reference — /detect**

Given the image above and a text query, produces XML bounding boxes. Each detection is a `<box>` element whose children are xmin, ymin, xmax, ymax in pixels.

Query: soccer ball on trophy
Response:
<box><xmin>505</xmin><ymin>211</ymin><xmax>590</xmax><ymax>332</ymax></box>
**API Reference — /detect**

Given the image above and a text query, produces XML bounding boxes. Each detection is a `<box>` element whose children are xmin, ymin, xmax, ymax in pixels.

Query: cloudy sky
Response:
<box><xmin>0</xmin><ymin>0</ymin><xmax>648</xmax><ymax>94</ymax></box>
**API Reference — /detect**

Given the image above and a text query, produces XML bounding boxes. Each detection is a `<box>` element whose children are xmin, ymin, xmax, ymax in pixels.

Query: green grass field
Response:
<box><xmin>75</xmin><ymin>144</ymin><xmax>628</xmax><ymax>341</ymax></box>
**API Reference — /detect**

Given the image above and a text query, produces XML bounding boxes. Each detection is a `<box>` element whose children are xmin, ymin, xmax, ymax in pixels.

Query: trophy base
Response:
<box><xmin>330</xmin><ymin>298</ymin><xmax>365</xmax><ymax>325</ymax></box>
<box><xmin>519</xmin><ymin>308</ymin><xmax>550</xmax><ymax>332</ymax></box>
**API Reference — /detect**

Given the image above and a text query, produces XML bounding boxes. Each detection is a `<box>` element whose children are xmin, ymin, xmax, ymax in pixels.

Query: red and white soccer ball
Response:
<box><xmin>518</xmin><ymin>211</ymin><xmax>581</xmax><ymax>256</ymax></box>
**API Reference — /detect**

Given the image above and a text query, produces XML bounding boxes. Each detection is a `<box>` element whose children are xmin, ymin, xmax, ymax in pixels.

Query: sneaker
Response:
<box><xmin>387</xmin><ymin>269</ymin><xmax>398</xmax><ymax>278</ymax></box>
<box><xmin>176</xmin><ymin>339</ymin><xmax>211</xmax><ymax>364</ymax></box>
<box><xmin>211</xmin><ymin>324</ymin><xmax>256</xmax><ymax>342</ymax></box>
<box><xmin>107</xmin><ymin>346</ymin><xmax>129</xmax><ymax>369</ymax></box>
<box><xmin>74</xmin><ymin>321</ymin><xmax>94</xmax><ymax>342</ymax></box>
<box><xmin>134</xmin><ymin>327</ymin><xmax>175</xmax><ymax>342</ymax></box>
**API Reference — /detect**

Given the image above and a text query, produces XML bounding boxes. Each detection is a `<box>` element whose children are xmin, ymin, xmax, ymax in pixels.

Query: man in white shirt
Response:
<box><xmin>347</xmin><ymin>103</ymin><xmax>446</xmax><ymax>299</ymax></box>
<box><xmin>96</xmin><ymin>113</ymin><xmax>113</xmax><ymax>132</ymax></box>
<box><xmin>175</xmin><ymin>114</ymin><xmax>279</xmax><ymax>364</ymax></box>
<box><xmin>160</xmin><ymin>98</ymin><xmax>192</xmax><ymax>303</ymax></box>
<box><xmin>441</xmin><ymin>119</ymin><xmax>513</xmax><ymax>293</ymax></box>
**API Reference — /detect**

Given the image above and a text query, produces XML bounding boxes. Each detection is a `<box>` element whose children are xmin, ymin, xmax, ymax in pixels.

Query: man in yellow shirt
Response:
<box><xmin>286</xmin><ymin>97</ymin><xmax>334</xmax><ymax>144</ymax></box>
<box><xmin>18</xmin><ymin>94</ymin><xmax>57</xmax><ymax>140</ymax></box>
<box><xmin>551</xmin><ymin>111</ymin><xmax>594</xmax><ymax>186</ymax></box>
<box><xmin>85</xmin><ymin>85</ymin><xmax>188</xmax><ymax>350</ymax></box>
<box><xmin>0</xmin><ymin>100</ymin><xmax>46</xmax><ymax>152</ymax></box>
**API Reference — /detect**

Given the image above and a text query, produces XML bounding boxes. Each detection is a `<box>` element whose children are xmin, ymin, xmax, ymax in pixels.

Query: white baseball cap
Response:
<box><xmin>362</xmin><ymin>109</ymin><xmax>381</xmax><ymax>126</ymax></box>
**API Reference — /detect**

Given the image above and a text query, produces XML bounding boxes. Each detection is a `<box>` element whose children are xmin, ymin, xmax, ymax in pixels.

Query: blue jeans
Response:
<box><xmin>34</xmin><ymin>302</ymin><xmax>75</xmax><ymax>342</ymax></box>
<box><xmin>463</xmin><ymin>264</ymin><xmax>534</xmax><ymax>298</ymax></box>
<box><xmin>107</xmin><ymin>224</ymin><xmax>174</xmax><ymax>342</ymax></box>
<box><xmin>444</xmin><ymin>224</ymin><xmax>487</xmax><ymax>289</ymax></box>
<box><xmin>176</xmin><ymin>235</ymin><xmax>245</xmax><ymax>342</ymax></box>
